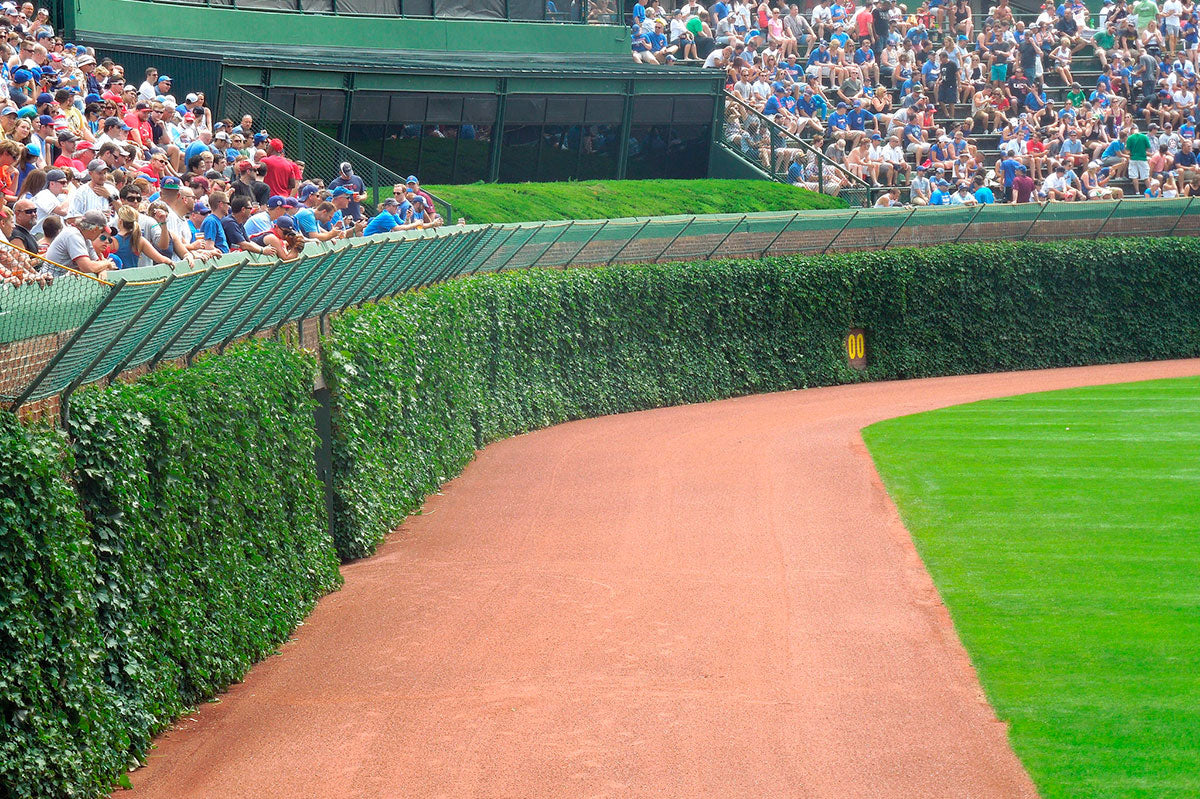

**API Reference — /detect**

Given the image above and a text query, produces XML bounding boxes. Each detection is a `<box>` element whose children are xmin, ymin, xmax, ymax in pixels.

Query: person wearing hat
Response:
<box><xmin>259</xmin><ymin>137</ymin><xmax>299</xmax><ymax>198</ymax></box>
<box><xmin>250</xmin><ymin>213</ymin><xmax>303</xmax><ymax>260</ymax></box>
<box><xmin>408</xmin><ymin>193</ymin><xmax>443</xmax><ymax>228</ymax></box>
<box><xmin>330</xmin><ymin>161</ymin><xmax>365</xmax><ymax>219</ymax></box>
<box><xmin>186</xmin><ymin>197</ymin><xmax>228</xmax><ymax>254</ymax></box>
<box><xmin>244</xmin><ymin>194</ymin><xmax>289</xmax><ymax>238</ymax></box>
<box><xmin>68</xmin><ymin>157</ymin><xmax>114</xmax><ymax>215</ymax></box>
<box><xmin>908</xmin><ymin>164</ymin><xmax>932</xmax><ymax>205</ymax></box>
<box><xmin>402</xmin><ymin>175</ymin><xmax>437</xmax><ymax>214</ymax></box>
<box><xmin>153</xmin><ymin>74</ymin><xmax>176</xmax><ymax>107</ymax></box>
<box><xmin>220</xmin><ymin>195</ymin><xmax>275</xmax><ymax>257</ymax></box>
<box><xmin>44</xmin><ymin>209</ymin><xmax>116</xmax><ymax>277</ymax></box>
<box><xmin>363</xmin><ymin>197</ymin><xmax>408</xmax><ymax>236</ymax></box>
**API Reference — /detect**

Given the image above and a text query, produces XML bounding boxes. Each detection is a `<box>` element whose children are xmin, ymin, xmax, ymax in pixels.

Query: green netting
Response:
<box><xmin>4</xmin><ymin>198</ymin><xmax>1198</xmax><ymax>406</ymax></box>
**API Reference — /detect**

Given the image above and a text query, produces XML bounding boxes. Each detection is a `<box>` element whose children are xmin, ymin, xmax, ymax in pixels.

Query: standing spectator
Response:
<box><xmin>1126</xmin><ymin>125</ymin><xmax>1152</xmax><ymax>193</ymax></box>
<box><xmin>1011</xmin><ymin>164</ymin><xmax>1038</xmax><ymax>202</ymax></box>
<box><xmin>329</xmin><ymin>162</ymin><xmax>366</xmax><ymax>220</ymax></box>
<box><xmin>260</xmin><ymin>138</ymin><xmax>300</xmax><ymax>197</ymax></box>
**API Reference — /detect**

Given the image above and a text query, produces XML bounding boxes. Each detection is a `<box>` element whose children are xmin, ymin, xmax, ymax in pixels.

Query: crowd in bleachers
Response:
<box><xmin>644</xmin><ymin>0</ymin><xmax>1200</xmax><ymax>204</ymax></box>
<box><xmin>0</xmin><ymin>4</ymin><xmax>445</xmax><ymax>288</ymax></box>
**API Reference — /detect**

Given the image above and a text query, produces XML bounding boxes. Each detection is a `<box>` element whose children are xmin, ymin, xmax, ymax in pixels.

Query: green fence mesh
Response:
<box><xmin>3</xmin><ymin>197</ymin><xmax>1197</xmax><ymax>407</ymax></box>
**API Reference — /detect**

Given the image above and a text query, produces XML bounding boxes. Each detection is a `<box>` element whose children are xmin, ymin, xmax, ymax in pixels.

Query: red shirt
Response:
<box><xmin>1013</xmin><ymin>174</ymin><xmax>1036</xmax><ymax>203</ymax></box>
<box><xmin>54</xmin><ymin>154</ymin><xmax>86</xmax><ymax>173</ymax></box>
<box><xmin>123</xmin><ymin>111</ymin><xmax>152</xmax><ymax>148</ymax></box>
<box><xmin>260</xmin><ymin>154</ymin><xmax>300</xmax><ymax>197</ymax></box>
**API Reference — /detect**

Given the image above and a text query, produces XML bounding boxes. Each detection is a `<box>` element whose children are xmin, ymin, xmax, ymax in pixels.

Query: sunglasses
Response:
<box><xmin>15</xmin><ymin>208</ymin><xmax>34</xmax><ymax>214</ymax></box>
<box><xmin>125</xmin><ymin>194</ymin><xmax>142</xmax><ymax>201</ymax></box>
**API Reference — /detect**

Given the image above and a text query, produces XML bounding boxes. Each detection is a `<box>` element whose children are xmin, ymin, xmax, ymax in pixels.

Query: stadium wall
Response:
<box><xmin>5</xmin><ymin>236</ymin><xmax>1200</xmax><ymax>796</ymax></box>
<box><xmin>64</xmin><ymin>0</ymin><xmax>628</xmax><ymax>56</ymax></box>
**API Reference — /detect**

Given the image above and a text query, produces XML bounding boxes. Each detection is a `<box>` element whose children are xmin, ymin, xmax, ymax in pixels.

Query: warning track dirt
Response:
<box><xmin>120</xmin><ymin>359</ymin><xmax>1200</xmax><ymax>799</ymax></box>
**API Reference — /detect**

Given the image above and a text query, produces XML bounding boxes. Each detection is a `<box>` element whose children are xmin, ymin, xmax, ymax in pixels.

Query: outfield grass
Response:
<box><xmin>395</xmin><ymin>180</ymin><xmax>846</xmax><ymax>223</ymax></box>
<box><xmin>863</xmin><ymin>377</ymin><xmax>1200</xmax><ymax>799</ymax></box>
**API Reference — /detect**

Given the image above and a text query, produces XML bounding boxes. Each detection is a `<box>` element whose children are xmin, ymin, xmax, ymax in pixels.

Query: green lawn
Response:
<box><xmin>863</xmin><ymin>377</ymin><xmax>1200</xmax><ymax>799</ymax></box>
<box><xmin>375</xmin><ymin>179</ymin><xmax>846</xmax><ymax>223</ymax></box>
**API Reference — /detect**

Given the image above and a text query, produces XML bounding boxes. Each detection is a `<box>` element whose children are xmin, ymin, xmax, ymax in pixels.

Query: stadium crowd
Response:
<box><xmin>0</xmin><ymin>4</ymin><xmax>444</xmax><ymax>288</ymax></box>
<box><xmin>646</xmin><ymin>0</ymin><xmax>1200</xmax><ymax>204</ymax></box>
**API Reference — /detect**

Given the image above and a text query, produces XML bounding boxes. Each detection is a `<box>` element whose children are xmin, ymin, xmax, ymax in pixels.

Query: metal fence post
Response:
<box><xmin>654</xmin><ymin>217</ymin><xmax>695</xmax><ymax>263</ymax></box>
<box><xmin>297</xmin><ymin>246</ymin><xmax>373</xmax><ymax>324</ymax></box>
<box><xmin>107</xmin><ymin>267</ymin><xmax>216</xmax><ymax>382</ymax></box>
<box><xmin>1020</xmin><ymin>201</ymin><xmax>1050</xmax><ymax>240</ymax></box>
<box><xmin>411</xmin><ymin>232</ymin><xmax>470</xmax><ymax>288</ymax></box>
<box><xmin>525</xmin><ymin>224</ymin><xmax>573</xmax><ymax>269</ymax></box>
<box><xmin>150</xmin><ymin>262</ymin><xmax>245</xmax><ymax>368</ymax></box>
<box><xmin>951</xmin><ymin>204</ymin><xmax>986</xmax><ymax>245</ymax></box>
<box><xmin>9</xmin><ymin>279</ymin><xmax>127</xmax><ymax>411</ymax></box>
<box><xmin>879</xmin><ymin>207</ymin><xmax>918</xmax><ymax>250</ymax></box>
<box><xmin>606</xmin><ymin>218</ymin><xmax>652</xmax><ymax>265</ymax></box>
<box><xmin>560</xmin><ymin>219</ymin><xmax>608</xmax><ymax>267</ymax></box>
<box><xmin>187</xmin><ymin>260</ymin><xmax>272</xmax><ymax>361</ymax></box>
<box><xmin>707</xmin><ymin>214</ymin><xmax>747</xmax><ymax>260</ymax></box>
<box><xmin>822</xmin><ymin>209</ymin><xmax>861</xmax><ymax>254</ymax></box>
<box><xmin>499</xmin><ymin>223</ymin><xmax>546</xmax><ymax>271</ymax></box>
<box><xmin>1166</xmin><ymin>196</ymin><xmax>1195</xmax><ymax>236</ymax></box>
<box><xmin>63</xmin><ymin>276</ymin><xmax>177</xmax><ymax>399</ymax></box>
<box><xmin>373</xmin><ymin>237</ymin><xmax>442</xmax><ymax>299</ymax></box>
<box><xmin>425</xmin><ymin>229</ymin><xmax>492</xmax><ymax>285</ymax></box>
<box><xmin>219</xmin><ymin>259</ymin><xmax>305</xmax><ymax>350</ymax></box>
<box><xmin>1092</xmin><ymin>197</ymin><xmax>1123</xmax><ymax>239</ymax></box>
<box><xmin>247</xmin><ymin>254</ymin><xmax>327</xmax><ymax>339</ymax></box>
<box><xmin>470</xmin><ymin>225</ymin><xmax>522</xmax><ymax>275</ymax></box>
<box><xmin>759</xmin><ymin>212</ymin><xmax>799</xmax><ymax>259</ymax></box>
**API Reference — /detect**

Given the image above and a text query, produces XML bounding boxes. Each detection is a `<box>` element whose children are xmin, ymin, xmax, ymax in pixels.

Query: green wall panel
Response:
<box><xmin>73</xmin><ymin>0</ymin><xmax>627</xmax><ymax>55</ymax></box>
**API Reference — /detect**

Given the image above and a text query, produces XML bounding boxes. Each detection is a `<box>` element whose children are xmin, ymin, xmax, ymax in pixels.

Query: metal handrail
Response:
<box><xmin>133</xmin><ymin>0</ymin><xmax>621</xmax><ymax>25</ymax></box>
<box><xmin>722</xmin><ymin>91</ymin><xmax>879</xmax><ymax>206</ymax></box>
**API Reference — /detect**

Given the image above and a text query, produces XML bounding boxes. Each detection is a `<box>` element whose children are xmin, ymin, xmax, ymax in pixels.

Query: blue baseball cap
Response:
<box><xmin>157</xmin><ymin>75</ymin><xmax>172</xmax><ymax>84</ymax></box>
<box><xmin>36</xmin><ymin>114</ymin><xmax>53</xmax><ymax>126</ymax></box>
<box><xmin>772</xmin><ymin>82</ymin><xmax>785</xmax><ymax>92</ymax></box>
<box><xmin>275</xmin><ymin>214</ymin><xmax>296</xmax><ymax>230</ymax></box>
<box><xmin>161</xmin><ymin>176</ymin><xmax>182</xmax><ymax>190</ymax></box>
<box><xmin>35</xmin><ymin>92</ymin><xmax>52</xmax><ymax>105</ymax></box>
<box><xmin>84</xmin><ymin>93</ymin><xmax>102</xmax><ymax>104</ymax></box>
<box><xmin>192</xmin><ymin>199</ymin><xmax>212</xmax><ymax>215</ymax></box>
<box><xmin>405</xmin><ymin>175</ymin><xmax>419</xmax><ymax>183</ymax></box>
<box><xmin>298</xmin><ymin>183</ymin><xmax>321</xmax><ymax>200</ymax></box>
<box><xmin>11</xmin><ymin>68</ymin><xmax>31</xmax><ymax>83</ymax></box>
<box><xmin>331</xmin><ymin>186</ymin><xmax>354</xmax><ymax>197</ymax></box>
<box><xmin>267</xmin><ymin>195</ymin><xmax>287</xmax><ymax>209</ymax></box>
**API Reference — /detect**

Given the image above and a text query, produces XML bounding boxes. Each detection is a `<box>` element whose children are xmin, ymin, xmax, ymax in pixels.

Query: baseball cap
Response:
<box><xmin>411</xmin><ymin>195</ymin><xmax>426</xmax><ymax>204</ymax></box>
<box><xmin>78</xmin><ymin>210</ymin><xmax>108</xmax><ymax>229</ymax></box>
<box><xmin>406</xmin><ymin>175</ymin><xmax>419</xmax><ymax>183</ymax></box>
<box><xmin>16</xmin><ymin>106</ymin><xmax>36</xmax><ymax>119</ymax></box>
<box><xmin>161</xmin><ymin>175</ymin><xmax>181</xmax><ymax>191</ymax></box>
<box><xmin>0</xmin><ymin>107</ymin><xmax>15</xmax><ymax>117</ymax></box>
<box><xmin>283</xmin><ymin>197</ymin><xmax>300</xmax><ymax>208</ymax></box>
<box><xmin>772</xmin><ymin>82</ymin><xmax>785</xmax><ymax>92</ymax></box>
<box><xmin>236</xmin><ymin>161</ymin><xmax>255</xmax><ymax>173</ymax></box>
<box><xmin>35</xmin><ymin>92</ymin><xmax>52</xmax><ymax>105</ymax></box>
<box><xmin>339</xmin><ymin>161</ymin><xmax>352</xmax><ymax>174</ymax></box>
<box><xmin>36</xmin><ymin>114</ymin><xmax>52</xmax><ymax>126</ymax></box>
<box><xmin>331</xmin><ymin>186</ymin><xmax>354</xmax><ymax>197</ymax></box>
<box><xmin>269</xmin><ymin>138</ymin><xmax>284</xmax><ymax>152</ymax></box>
<box><xmin>45</xmin><ymin>168</ymin><xmax>65</xmax><ymax>182</ymax></box>
<box><xmin>275</xmin><ymin>214</ymin><xmax>296</xmax><ymax>230</ymax></box>
<box><xmin>382</xmin><ymin>197</ymin><xmax>399</xmax><ymax>207</ymax></box>
<box><xmin>298</xmin><ymin>183</ymin><xmax>321</xmax><ymax>200</ymax></box>
<box><xmin>267</xmin><ymin>195</ymin><xmax>287</xmax><ymax>209</ymax></box>
<box><xmin>86</xmin><ymin>158</ymin><xmax>108</xmax><ymax>173</ymax></box>
<box><xmin>157</xmin><ymin>75</ymin><xmax>172</xmax><ymax>84</ymax></box>
<box><xmin>185</xmin><ymin>93</ymin><xmax>199</xmax><ymax>103</ymax></box>
<box><xmin>192</xmin><ymin>199</ymin><xmax>212</xmax><ymax>215</ymax></box>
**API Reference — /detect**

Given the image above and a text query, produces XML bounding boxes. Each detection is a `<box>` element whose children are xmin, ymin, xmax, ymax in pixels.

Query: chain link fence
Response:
<box><xmin>3</xmin><ymin>196</ymin><xmax>1197</xmax><ymax>409</ymax></box>
<box><xmin>219</xmin><ymin>82</ymin><xmax>454</xmax><ymax>222</ymax></box>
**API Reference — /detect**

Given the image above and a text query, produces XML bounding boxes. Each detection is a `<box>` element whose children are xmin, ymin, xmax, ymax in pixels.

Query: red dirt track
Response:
<box><xmin>124</xmin><ymin>359</ymin><xmax>1200</xmax><ymax>799</ymax></box>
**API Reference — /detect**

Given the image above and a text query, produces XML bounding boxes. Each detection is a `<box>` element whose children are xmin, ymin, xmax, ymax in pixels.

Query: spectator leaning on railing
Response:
<box><xmin>0</xmin><ymin>6</ymin><xmax>445</xmax><ymax>290</ymax></box>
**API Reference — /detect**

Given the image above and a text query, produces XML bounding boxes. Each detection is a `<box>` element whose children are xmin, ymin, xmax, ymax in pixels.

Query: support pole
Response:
<box><xmin>1019</xmin><ymin>201</ymin><xmax>1050</xmax><ymax>241</ymax></box>
<box><xmin>1166</xmin><ymin>196</ymin><xmax>1195</xmax><ymax>237</ymax></box>
<box><xmin>707</xmin><ymin>214</ymin><xmax>747</xmax><ymax>260</ymax></box>
<box><xmin>187</xmin><ymin>260</ymin><xmax>272</xmax><ymax>361</ymax></box>
<box><xmin>559</xmin><ymin>219</ymin><xmax>608</xmax><ymax>267</ymax></box>
<box><xmin>220</xmin><ymin>259</ymin><xmax>305</xmax><ymax>350</ymax></box>
<box><xmin>606</xmin><ymin>218</ymin><xmax>652</xmax><ymax>266</ymax></box>
<box><xmin>654</xmin><ymin>217</ymin><xmax>695</xmax><ymax>263</ymax></box>
<box><xmin>10</xmin><ymin>279</ymin><xmax>127</xmax><ymax>411</ymax></box>
<box><xmin>759</xmin><ymin>212</ymin><xmax>800</xmax><ymax>259</ymax></box>
<box><xmin>63</xmin><ymin>275</ymin><xmax>176</xmax><ymax>400</ymax></box>
<box><xmin>470</xmin><ymin>225</ymin><xmax>522</xmax><ymax>275</ymax></box>
<box><xmin>150</xmin><ymin>262</ymin><xmax>245</xmax><ymax>368</ymax></box>
<box><xmin>821</xmin><ymin>209</ymin><xmax>860</xmax><ymax>254</ymax></box>
<box><xmin>951</xmin><ymin>204</ymin><xmax>986</xmax><ymax>245</ymax></box>
<box><xmin>108</xmin><ymin>268</ymin><xmax>215</xmax><ymax>382</ymax></box>
<box><xmin>879</xmin><ymin>207</ymin><xmax>917</xmax><ymax>250</ymax></box>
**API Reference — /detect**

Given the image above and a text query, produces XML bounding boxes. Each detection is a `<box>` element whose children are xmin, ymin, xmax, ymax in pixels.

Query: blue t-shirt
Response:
<box><xmin>294</xmin><ymin>207</ymin><xmax>320</xmax><ymax>235</ymax></box>
<box><xmin>826</xmin><ymin>111</ymin><xmax>849</xmax><ymax>132</ymax></box>
<box><xmin>847</xmin><ymin>109</ymin><xmax>874</xmax><ymax>130</ymax></box>
<box><xmin>999</xmin><ymin>158</ymin><xmax>1023</xmax><ymax>186</ymax></box>
<box><xmin>201</xmin><ymin>214</ymin><xmax>228</xmax><ymax>253</ymax></box>
<box><xmin>974</xmin><ymin>186</ymin><xmax>995</xmax><ymax>204</ymax></box>
<box><xmin>711</xmin><ymin>0</ymin><xmax>729</xmax><ymax>19</ymax></box>
<box><xmin>646</xmin><ymin>32</ymin><xmax>667</xmax><ymax>51</ymax></box>
<box><xmin>363</xmin><ymin>211</ymin><xmax>402</xmax><ymax>236</ymax></box>
<box><xmin>632</xmin><ymin>2</ymin><xmax>646</xmax><ymax>23</ymax></box>
<box><xmin>763</xmin><ymin>95</ymin><xmax>785</xmax><ymax>116</ymax></box>
<box><xmin>1102</xmin><ymin>140</ymin><xmax>1125</xmax><ymax>159</ymax></box>
<box><xmin>929</xmin><ymin>188</ymin><xmax>947</xmax><ymax>205</ymax></box>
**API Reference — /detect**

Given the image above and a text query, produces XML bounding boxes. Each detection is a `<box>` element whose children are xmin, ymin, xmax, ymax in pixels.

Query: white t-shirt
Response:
<box><xmin>1163</xmin><ymin>0</ymin><xmax>1182</xmax><ymax>25</ymax></box>
<box><xmin>32</xmin><ymin>188</ymin><xmax>63</xmax><ymax>236</ymax></box>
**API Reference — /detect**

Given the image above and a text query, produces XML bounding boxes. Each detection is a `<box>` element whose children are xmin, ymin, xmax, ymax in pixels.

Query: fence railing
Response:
<box><xmin>720</xmin><ymin>93</ymin><xmax>880</xmax><ymax>208</ymax></box>
<box><xmin>219</xmin><ymin>82</ymin><xmax>454</xmax><ymax>223</ymax></box>
<box><xmin>136</xmin><ymin>0</ymin><xmax>623</xmax><ymax>25</ymax></box>
<box><xmin>3</xmin><ymin>197</ymin><xmax>1197</xmax><ymax>409</ymax></box>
